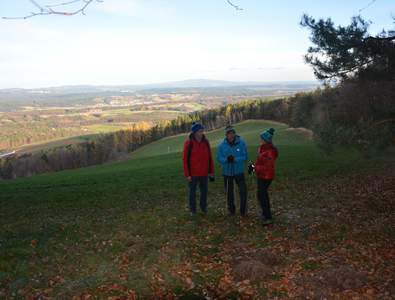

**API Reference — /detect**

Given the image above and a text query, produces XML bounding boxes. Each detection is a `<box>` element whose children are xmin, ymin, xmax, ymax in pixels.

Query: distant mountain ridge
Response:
<box><xmin>0</xmin><ymin>79</ymin><xmax>318</xmax><ymax>95</ymax></box>
<box><xmin>0</xmin><ymin>79</ymin><xmax>319</xmax><ymax>112</ymax></box>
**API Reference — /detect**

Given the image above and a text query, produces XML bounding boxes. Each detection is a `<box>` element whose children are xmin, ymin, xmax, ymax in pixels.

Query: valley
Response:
<box><xmin>0</xmin><ymin>80</ymin><xmax>317</xmax><ymax>154</ymax></box>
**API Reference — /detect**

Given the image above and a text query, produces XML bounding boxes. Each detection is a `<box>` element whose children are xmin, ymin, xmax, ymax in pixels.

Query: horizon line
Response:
<box><xmin>0</xmin><ymin>78</ymin><xmax>320</xmax><ymax>91</ymax></box>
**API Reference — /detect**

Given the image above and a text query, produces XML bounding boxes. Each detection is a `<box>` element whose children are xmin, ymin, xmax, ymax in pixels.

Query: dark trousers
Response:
<box><xmin>188</xmin><ymin>176</ymin><xmax>208</xmax><ymax>214</ymax></box>
<box><xmin>257</xmin><ymin>179</ymin><xmax>273</xmax><ymax>220</ymax></box>
<box><xmin>224</xmin><ymin>174</ymin><xmax>247</xmax><ymax>215</ymax></box>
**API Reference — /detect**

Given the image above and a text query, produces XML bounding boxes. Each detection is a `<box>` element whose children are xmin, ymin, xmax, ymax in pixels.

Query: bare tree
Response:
<box><xmin>227</xmin><ymin>0</ymin><xmax>243</xmax><ymax>11</ymax></box>
<box><xmin>2</xmin><ymin>0</ymin><xmax>103</xmax><ymax>19</ymax></box>
<box><xmin>2</xmin><ymin>0</ymin><xmax>243</xmax><ymax>19</ymax></box>
<box><xmin>358</xmin><ymin>0</ymin><xmax>378</xmax><ymax>13</ymax></box>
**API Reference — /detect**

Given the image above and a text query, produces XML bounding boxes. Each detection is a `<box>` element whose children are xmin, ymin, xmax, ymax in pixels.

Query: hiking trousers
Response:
<box><xmin>257</xmin><ymin>179</ymin><xmax>273</xmax><ymax>220</ymax></box>
<box><xmin>188</xmin><ymin>176</ymin><xmax>208</xmax><ymax>214</ymax></box>
<box><xmin>224</xmin><ymin>174</ymin><xmax>247</xmax><ymax>215</ymax></box>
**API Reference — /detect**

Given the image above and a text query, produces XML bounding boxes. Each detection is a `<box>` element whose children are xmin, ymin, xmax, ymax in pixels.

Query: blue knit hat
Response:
<box><xmin>191</xmin><ymin>122</ymin><xmax>204</xmax><ymax>133</ymax></box>
<box><xmin>225</xmin><ymin>125</ymin><xmax>236</xmax><ymax>134</ymax></box>
<box><xmin>260</xmin><ymin>128</ymin><xmax>275</xmax><ymax>143</ymax></box>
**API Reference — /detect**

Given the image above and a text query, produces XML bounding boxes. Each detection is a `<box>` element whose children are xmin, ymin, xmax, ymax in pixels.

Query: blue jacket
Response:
<box><xmin>216</xmin><ymin>136</ymin><xmax>248</xmax><ymax>176</ymax></box>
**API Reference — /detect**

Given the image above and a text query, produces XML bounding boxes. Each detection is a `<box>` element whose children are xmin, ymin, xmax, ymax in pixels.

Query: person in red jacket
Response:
<box><xmin>255</xmin><ymin>128</ymin><xmax>278</xmax><ymax>225</ymax></box>
<box><xmin>182</xmin><ymin>122</ymin><xmax>214</xmax><ymax>215</ymax></box>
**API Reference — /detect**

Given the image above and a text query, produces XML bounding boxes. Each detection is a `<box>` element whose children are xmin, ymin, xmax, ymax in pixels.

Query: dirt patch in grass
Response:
<box><xmin>232</xmin><ymin>260</ymin><xmax>273</xmax><ymax>282</ymax></box>
<box><xmin>231</xmin><ymin>250</ymin><xmax>286</xmax><ymax>283</ymax></box>
<box><xmin>317</xmin><ymin>266</ymin><xmax>367</xmax><ymax>291</ymax></box>
<box><xmin>296</xmin><ymin>265</ymin><xmax>368</xmax><ymax>292</ymax></box>
<box><xmin>253</xmin><ymin>250</ymin><xmax>286</xmax><ymax>268</ymax></box>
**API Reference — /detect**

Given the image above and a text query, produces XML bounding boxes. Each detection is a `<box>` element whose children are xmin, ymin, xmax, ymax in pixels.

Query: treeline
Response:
<box><xmin>0</xmin><ymin>98</ymin><xmax>290</xmax><ymax>179</ymax></box>
<box><xmin>1</xmin><ymin>80</ymin><xmax>394</xmax><ymax>179</ymax></box>
<box><xmin>0</xmin><ymin>125</ymin><xmax>83</xmax><ymax>150</ymax></box>
<box><xmin>295</xmin><ymin>80</ymin><xmax>395</xmax><ymax>152</ymax></box>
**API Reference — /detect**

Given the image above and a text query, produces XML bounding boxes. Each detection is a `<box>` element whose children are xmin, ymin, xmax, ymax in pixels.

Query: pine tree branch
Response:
<box><xmin>366</xmin><ymin>35</ymin><xmax>395</xmax><ymax>42</ymax></box>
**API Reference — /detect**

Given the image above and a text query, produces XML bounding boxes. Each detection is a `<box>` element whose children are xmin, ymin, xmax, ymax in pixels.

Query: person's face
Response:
<box><xmin>195</xmin><ymin>129</ymin><xmax>204</xmax><ymax>139</ymax></box>
<box><xmin>226</xmin><ymin>131</ymin><xmax>235</xmax><ymax>142</ymax></box>
<box><xmin>260</xmin><ymin>138</ymin><xmax>267</xmax><ymax>145</ymax></box>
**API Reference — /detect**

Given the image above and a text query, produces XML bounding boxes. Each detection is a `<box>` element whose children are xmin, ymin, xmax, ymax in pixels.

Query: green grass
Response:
<box><xmin>0</xmin><ymin>120</ymin><xmax>393</xmax><ymax>299</ymax></box>
<box><xmin>131</xmin><ymin>120</ymin><xmax>306</xmax><ymax>159</ymax></box>
<box><xmin>131</xmin><ymin>120</ymin><xmax>363</xmax><ymax>180</ymax></box>
<box><xmin>85</xmin><ymin>123</ymin><xmax>131</xmax><ymax>133</ymax></box>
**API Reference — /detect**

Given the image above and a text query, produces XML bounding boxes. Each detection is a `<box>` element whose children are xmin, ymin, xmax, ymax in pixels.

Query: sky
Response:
<box><xmin>0</xmin><ymin>0</ymin><xmax>394</xmax><ymax>88</ymax></box>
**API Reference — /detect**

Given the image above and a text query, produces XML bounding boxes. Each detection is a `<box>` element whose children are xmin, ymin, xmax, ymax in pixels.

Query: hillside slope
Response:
<box><xmin>0</xmin><ymin>120</ymin><xmax>394</xmax><ymax>299</ymax></box>
<box><xmin>131</xmin><ymin>120</ymin><xmax>300</xmax><ymax>159</ymax></box>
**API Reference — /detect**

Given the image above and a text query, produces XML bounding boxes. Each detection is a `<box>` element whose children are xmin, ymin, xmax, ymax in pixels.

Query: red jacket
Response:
<box><xmin>255</xmin><ymin>143</ymin><xmax>278</xmax><ymax>180</ymax></box>
<box><xmin>182</xmin><ymin>135</ymin><xmax>214</xmax><ymax>177</ymax></box>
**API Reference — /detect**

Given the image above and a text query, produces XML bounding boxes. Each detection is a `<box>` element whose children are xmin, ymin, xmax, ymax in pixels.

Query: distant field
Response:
<box><xmin>0</xmin><ymin>95</ymin><xmax>278</xmax><ymax>154</ymax></box>
<box><xmin>0</xmin><ymin>86</ymin><xmax>300</xmax><ymax>153</ymax></box>
<box><xmin>0</xmin><ymin>84</ymin><xmax>316</xmax><ymax>159</ymax></box>
<box><xmin>1</xmin><ymin>109</ymin><xmax>185</xmax><ymax>154</ymax></box>
<box><xmin>85</xmin><ymin>123</ymin><xmax>132</xmax><ymax>133</ymax></box>
<box><xmin>15</xmin><ymin>135</ymin><xmax>94</xmax><ymax>154</ymax></box>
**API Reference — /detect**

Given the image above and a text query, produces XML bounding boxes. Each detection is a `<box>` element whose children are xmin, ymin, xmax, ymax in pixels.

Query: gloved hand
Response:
<box><xmin>227</xmin><ymin>155</ymin><xmax>235</xmax><ymax>163</ymax></box>
<box><xmin>248</xmin><ymin>162</ymin><xmax>255</xmax><ymax>175</ymax></box>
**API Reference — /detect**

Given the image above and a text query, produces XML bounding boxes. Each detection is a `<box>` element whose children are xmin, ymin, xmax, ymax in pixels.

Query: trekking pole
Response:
<box><xmin>247</xmin><ymin>160</ymin><xmax>256</xmax><ymax>215</ymax></box>
<box><xmin>231</xmin><ymin>162</ymin><xmax>235</xmax><ymax>212</ymax></box>
<box><xmin>225</xmin><ymin>160</ymin><xmax>233</xmax><ymax>215</ymax></box>
<box><xmin>225</xmin><ymin>158</ymin><xmax>236</xmax><ymax>216</ymax></box>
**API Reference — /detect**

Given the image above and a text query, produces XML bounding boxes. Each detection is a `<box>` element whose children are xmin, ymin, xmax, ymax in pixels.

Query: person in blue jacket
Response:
<box><xmin>217</xmin><ymin>125</ymin><xmax>248</xmax><ymax>216</ymax></box>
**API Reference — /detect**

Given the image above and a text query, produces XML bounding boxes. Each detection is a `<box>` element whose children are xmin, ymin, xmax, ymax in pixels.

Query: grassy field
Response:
<box><xmin>0</xmin><ymin>107</ymin><xmax>184</xmax><ymax>153</ymax></box>
<box><xmin>0</xmin><ymin>120</ymin><xmax>394</xmax><ymax>299</ymax></box>
<box><xmin>15</xmin><ymin>135</ymin><xmax>93</xmax><ymax>155</ymax></box>
<box><xmin>131</xmin><ymin>120</ymin><xmax>307</xmax><ymax>159</ymax></box>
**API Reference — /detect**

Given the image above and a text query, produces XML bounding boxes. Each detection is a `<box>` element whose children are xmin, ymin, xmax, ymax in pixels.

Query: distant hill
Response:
<box><xmin>140</xmin><ymin>79</ymin><xmax>317</xmax><ymax>89</ymax></box>
<box><xmin>0</xmin><ymin>79</ymin><xmax>318</xmax><ymax>94</ymax></box>
<box><xmin>0</xmin><ymin>79</ymin><xmax>319</xmax><ymax>111</ymax></box>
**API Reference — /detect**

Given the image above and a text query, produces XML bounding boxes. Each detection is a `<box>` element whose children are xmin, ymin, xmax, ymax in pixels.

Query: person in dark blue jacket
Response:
<box><xmin>216</xmin><ymin>125</ymin><xmax>248</xmax><ymax>216</ymax></box>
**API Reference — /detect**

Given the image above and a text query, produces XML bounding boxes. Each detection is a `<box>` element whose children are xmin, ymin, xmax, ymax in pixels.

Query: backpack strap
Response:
<box><xmin>186</xmin><ymin>138</ymin><xmax>193</xmax><ymax>176</ymax></box>
<box><xmin>205</xmin><ymin>140</ymin><xmax>213</xmax><ymax>173</ymax></box>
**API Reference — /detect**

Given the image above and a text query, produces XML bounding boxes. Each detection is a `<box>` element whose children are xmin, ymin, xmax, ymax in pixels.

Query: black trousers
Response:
<box><xmin>257</xmin><ymin>179</ymin><xmax>273</xmax><ymax>220</ymax></box>
<box><xmin>224</xmin><ymin>174</ymin><xmax>247</xmax><ymax>215</ymax></box>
